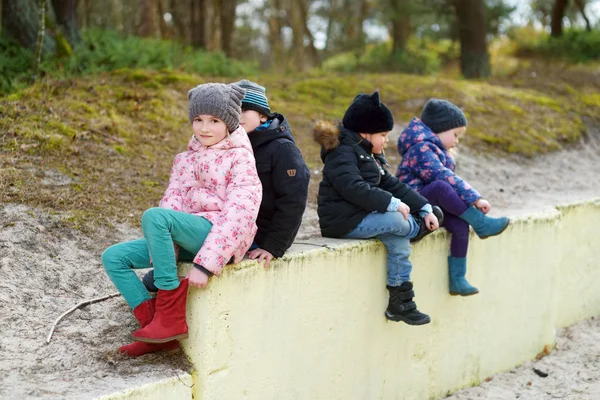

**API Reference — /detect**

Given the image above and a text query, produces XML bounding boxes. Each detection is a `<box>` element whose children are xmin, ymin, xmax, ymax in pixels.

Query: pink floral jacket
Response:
<box><xmin>159</xmin><ymin>127</ymin><xmax>262</xmax><ymax>275</ymax></box>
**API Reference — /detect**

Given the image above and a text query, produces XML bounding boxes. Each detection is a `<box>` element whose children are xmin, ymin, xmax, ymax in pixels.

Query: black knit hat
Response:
<box><xmin>342</xmin><ymin>91</ymin><xmax>394</xmax><ymax>133</ymax></box>
<box><xmin>420</xmin><ymin>99</ymin><xmax>467</xmax><ymax>134</ymax></box>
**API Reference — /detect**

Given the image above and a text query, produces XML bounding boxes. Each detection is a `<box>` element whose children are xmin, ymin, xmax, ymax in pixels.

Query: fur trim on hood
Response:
<box><xmin>313</xmin><ymin>120</ymin><xmax>340</xmax><ymax>151</ymax></box>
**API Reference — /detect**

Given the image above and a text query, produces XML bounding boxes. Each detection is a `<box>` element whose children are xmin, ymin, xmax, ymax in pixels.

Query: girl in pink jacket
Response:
<box><xmin>102</xmin><ymin>83</ymin><xmax>262</xmax><ymax>357</ymax></box>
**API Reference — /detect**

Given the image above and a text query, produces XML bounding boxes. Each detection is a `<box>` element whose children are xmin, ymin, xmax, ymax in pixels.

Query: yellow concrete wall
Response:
<box><xmin>179</xmin><ymin>199</ymin><xmax>600</xmax><ymax>400</ymax></box>
<box><xmin>555</xmin><ymin>201</ymin><xmax>600</xmax><ymax>327</ymax></box>
<box><xmin>96</xmin><ymin>374</ymin><xmax>193</xmax><ymax>400</ymax></box>
<box><xmin>99</xmin><ymin>200</ymin><xmax>600</xmax><ymax>400</ymax></box>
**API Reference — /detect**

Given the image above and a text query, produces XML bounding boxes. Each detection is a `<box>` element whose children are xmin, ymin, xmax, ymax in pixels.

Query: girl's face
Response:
<box><xmin>240</xmin><ymin>109</ymin><xmax>268</xmax><ymax>133</ymax></box>
<box><xmin>360</xmin><ymin>131</ymin><xmax>390</xmax><ymax>154</ymax></box>
<box><xmin>437</xmin><ymin>126</ymin><xmax>466</xmax><ymax>150</ymax></box>
<box><xmin>192</xmin><ymin>114</ymin><xmax>228</xmax><ymax>147</ymax></box>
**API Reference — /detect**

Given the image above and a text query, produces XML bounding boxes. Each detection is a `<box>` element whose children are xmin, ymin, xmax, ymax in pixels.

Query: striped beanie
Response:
<box><xmin>233</xmin><ymin>79</ymin><xmax>272</xmax><ymax>117</ymax></box>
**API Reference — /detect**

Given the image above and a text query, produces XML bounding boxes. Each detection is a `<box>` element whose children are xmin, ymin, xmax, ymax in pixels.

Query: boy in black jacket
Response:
<box><xmin>313</xmin><ymin>91</ymin><xmax>442</xmax><ymax>326</ymax></box>
<box><xmin>234</xmin><ymin>79</ymin><xmax>310</xmax><ymax>267</ymax></box>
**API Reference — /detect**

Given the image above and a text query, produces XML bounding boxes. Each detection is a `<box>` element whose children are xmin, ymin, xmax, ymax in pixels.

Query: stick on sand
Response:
<box><xmin>46</xmin><ymin>292</ymin><xmax>121</xmax><ymax>344</ymax></box>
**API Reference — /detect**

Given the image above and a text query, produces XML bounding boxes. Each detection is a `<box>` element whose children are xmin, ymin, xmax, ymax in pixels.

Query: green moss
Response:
<box><xmin>582</xmin><ymin>93</ymin><xmax>600</xmax><ymax>107</ymax></box>
<box><xmin>48</xmin><ymin>120</ymin><xmax>77</xmax><ymax>138</ymax></box>
<box><xmin>1</xmin><ymin>67</ymin><xmax>598</xmax><ymax>233</ymax></box>
<box><xmin>113</xmin><ymin>145</ymin><xmax>126</xmax><ymax>154</ymax></box>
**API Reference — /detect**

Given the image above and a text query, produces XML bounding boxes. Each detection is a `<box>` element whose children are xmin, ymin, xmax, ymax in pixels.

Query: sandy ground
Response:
<box><xmin>1</xmin><ymin>119</ymin><xmax>599</xmax><ymax>399</ymax></box>
<box><xmin>445</xmin><ymin>317</ymin><xmax>600</xmax><ymax>400</ymax></box>
<box><xmin>0</xmin><ymin>205</ymin><xmax>192</xmax><ymax>400</ymax></box>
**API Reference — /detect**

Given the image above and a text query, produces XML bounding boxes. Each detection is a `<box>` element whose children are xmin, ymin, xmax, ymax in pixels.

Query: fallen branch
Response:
<box><xmin>46</xmin><ymin>292</ymin><xmax>121</xmax><ymax>344</ymax></box>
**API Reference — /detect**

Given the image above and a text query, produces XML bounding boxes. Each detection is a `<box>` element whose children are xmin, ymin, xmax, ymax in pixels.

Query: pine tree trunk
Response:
<box><xmin>267</xmin><ymin>0</ymin><xmax>284</xmax><ymax>68</ymax></box>
<box><xmin>51</xmin><ymin>0</ymin><xmax>81</xmax><ymax>47</ymax></box>
<box><xmin>190</xmin><ymin>0</ymin><xmax>207</xmax><ymax>48</ymax></box>
<box><xmin>138</xmin><ymin>0</ymin><xmax>156</xmax><ymax>37</ymax></box>
<box><xmin>454</xmin><ymin>0</ymin><xmax>490</xmax><ymax>79</ymax></box>
<box><xmin>551</xmin><ymin>0</ymin><xmax>569</xmax><ymax>37</ymax></box>
<box><xmin>220</xmin><ymin>0</ymin><xmax>237</xmax><ymax>57</ymax></box>
<box><xmin>2</xmin><ymin>0</ymin><xmax>56</xmax><ymax>53</ymax></box>
<box><xmin>389</xmin><ymin>0</ymin><xmax>411</xmax><ymax>55</ymax></box>
<box><xmin>156</xmin><ymin>0</ymin><xmax>169</xmax><ymax>38</ymax></box>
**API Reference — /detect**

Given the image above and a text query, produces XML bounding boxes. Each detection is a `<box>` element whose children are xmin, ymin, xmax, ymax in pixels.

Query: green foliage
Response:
<box><xmin>0</xmin><ymin>29</ymin><xmax>257</xmax><ymax>96</ymax></box>
<box><xmin>320</xmin><ymin>38</ymin><xmax>457</xmax><ymax>75</ymax></box>
<box><xmin>513</xmin><ymin>28</ymin><xmax>600</xmax><ymax>63</ymax></box>
<box><xmin>0</xmin><ymin>36</ymin><xmax>35</xmax><ymax>94</ymax></box>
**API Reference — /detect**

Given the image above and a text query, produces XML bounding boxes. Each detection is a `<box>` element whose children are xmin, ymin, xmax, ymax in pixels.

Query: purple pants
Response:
<box><xmin>419</xmin><ymin>180</ymin><xmax>470</xmax><ymax>258</ymax></box>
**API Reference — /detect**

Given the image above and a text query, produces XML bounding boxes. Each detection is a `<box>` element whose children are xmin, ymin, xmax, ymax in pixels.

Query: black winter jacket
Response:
<box><xmin>314</xmin><ymin>123</ymin><xmax>428</xmax><ymax>238</ymax></box>
<box><xmin>248</xmin><ymin>113</ymin><xmax>310</xmax><ymax>257</ymax></box>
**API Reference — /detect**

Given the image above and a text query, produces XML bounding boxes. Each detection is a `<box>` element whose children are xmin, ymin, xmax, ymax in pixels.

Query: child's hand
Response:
<box><xmin>396</xmin><ymin>202</ymin><xmax>410</xmax><ymax>220</ymax></box>
<box><xmin>247</xmin><ymin>248</ymin><xmax>274</xmax><ymax>269</ymax></box>
<box><xmin>474</xmin><ymin>198</ymin><xmax>491</xmax><ymax>214</ymax></box>
<box><xmin>424</xmin><ymin>213</ymin><xmax>439</xmax><ymax>231</ymax></box>
<box><xmin>187</xmin><ymin>268</ymin><xmax>209</xmax><ymax>289</ymax></box>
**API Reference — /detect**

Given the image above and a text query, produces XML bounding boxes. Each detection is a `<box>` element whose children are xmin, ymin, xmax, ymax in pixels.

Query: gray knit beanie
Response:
<box><xmin>187</xmin><ymin>83</ymin><xmax>246</xmax><ymax>132</ymax></box>
<box><xmin>420</xmin><ymin>99</ymin><xmax>467</xmax><ymax>134</ymax></box>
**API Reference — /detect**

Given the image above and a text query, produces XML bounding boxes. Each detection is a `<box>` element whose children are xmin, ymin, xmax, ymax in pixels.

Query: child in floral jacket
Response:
<box><xmin>396</xmin><ymin>99</ymin><xmax>509</xmax><ymax>296</ymax></box>
<box><xmin>102</xmin><ymin>83</ymin><xmax>261</xmax><ymax>357</ymax></box>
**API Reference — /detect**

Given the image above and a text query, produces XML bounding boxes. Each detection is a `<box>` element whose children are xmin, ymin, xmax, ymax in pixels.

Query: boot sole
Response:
<box><xmin>478</xmin><ymin>219</ymin><xmax>510</xmax><ymax>239</ymax></box>
<box><xmin>385</xmin><ymin>311</ymin><xmax>431</xmax><ymax>325</ymax></box>
<box><xmin>131</xmin><ymin>333</ymin><xmax>189</xmax><ymax>344</ymax></box>
<box><xmin>450</xmin><ymin>291</ymin><xmax>479</xmax><ymax>296</ymax></box>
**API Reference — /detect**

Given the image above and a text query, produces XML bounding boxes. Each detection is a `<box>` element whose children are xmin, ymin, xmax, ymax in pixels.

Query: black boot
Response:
<box><xmin>385</xmin><ymin>282</ymin><xmax>431</xmax><ymax>325</ymax></box>
<box><xmin>410</xmin><ymin>206</ymin><xmax>444</xmax><ymax>243</ymax></box>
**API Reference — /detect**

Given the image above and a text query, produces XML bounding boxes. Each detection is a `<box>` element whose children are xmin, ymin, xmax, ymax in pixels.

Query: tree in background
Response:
<box><xmin>531</xmin><ymin>0</ymin><xmax>594</xmax><ymax>35</ymax></box>
<box><xmin>454</xmin><ymin>0</ymin><xmax>491</xmax><ymax>78</ymax></box>
<box><xmin>2</xmin><ymin>0</ymin><xmax>81</xmax><ymax>55</ymax></box>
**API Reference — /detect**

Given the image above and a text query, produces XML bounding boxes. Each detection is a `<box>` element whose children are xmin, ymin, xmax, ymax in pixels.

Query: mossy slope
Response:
<box><xmin>1</xmin><ymin>68</ymin><xmax>598</xmax><ymax>230</ymax></box>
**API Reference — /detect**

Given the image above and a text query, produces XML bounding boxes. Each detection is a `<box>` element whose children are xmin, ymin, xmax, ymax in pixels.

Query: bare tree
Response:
<box><xmin>453</xmin><ymin>0</ymin><xmax>490</xmax><ymax>78</ymax></box>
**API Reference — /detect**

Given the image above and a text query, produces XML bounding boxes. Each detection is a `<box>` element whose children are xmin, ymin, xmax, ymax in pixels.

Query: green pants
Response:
<box><xmin>102</xmin><ymin>207</ymin><xmax>212</xmax><ymax>309</ymax></box>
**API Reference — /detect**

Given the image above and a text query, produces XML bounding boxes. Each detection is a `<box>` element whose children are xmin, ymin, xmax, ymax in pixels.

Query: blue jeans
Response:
<box><xmin>343</xmin><ymin>211</ymin><xmax>419</xmax><ymax>286</ymax></box>
<box><xmin>102</xmin><ymin>208</ymin><xmax>213</xmax><ymax>309</ymax></box>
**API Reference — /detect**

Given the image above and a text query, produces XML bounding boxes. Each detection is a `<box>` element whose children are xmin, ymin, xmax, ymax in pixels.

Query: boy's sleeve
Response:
<box><xmin>259</xmin><ymin>142</ymin><xmax>310</xmax><ymax>258</ymax></box>
<box><xmin>192</xmin><ymin>149</ymin><xmax>262</xmax><ymax>275</ymax></box>
<box><xmin>159</xmin><ymin>155</ymin><xmax>184</xmax><ymax>211</ymax></box>
<box><xmin>379</xmin><ymin>169</ymin><xmax>428</xmax><ymax>212</ymax></box>
<box><xmin>409</xmin><ymin>143</ymin><xmax>481</xmax><ymax>205</ymax></box>
<box><xmin>323</xmin><ymin>147</ymin><xmax>392</xmax><ymax>213</ymax></box>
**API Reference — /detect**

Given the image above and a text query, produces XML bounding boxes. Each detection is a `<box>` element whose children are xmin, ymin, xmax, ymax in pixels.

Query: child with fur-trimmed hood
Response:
<box><xmin>313</xmin><ymin>91</ymin><xmax>442</xmax><ymax>326</ymax></box>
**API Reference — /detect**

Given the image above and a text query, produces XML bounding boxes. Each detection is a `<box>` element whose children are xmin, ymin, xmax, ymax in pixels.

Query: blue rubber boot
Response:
<box><xmin>459</xmin><ymin>206</ymin><xmax>509</xmax><ymax>239</ymax></box>
<box><xmin>448</xmin><ymin>256</ymin><xmax>479</xmax><ymax>296</ymax></box>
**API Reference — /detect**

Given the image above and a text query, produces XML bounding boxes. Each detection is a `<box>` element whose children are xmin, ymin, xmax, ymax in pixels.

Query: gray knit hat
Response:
<box><xmin>187</xmin><ymin>83</ymin><xmax>246</xmax><ymax>132</ymax></box>
<box><xmin>420</xmin><ymin>99</ymin><xmax>467</xmax><ymax>134</ymax></box>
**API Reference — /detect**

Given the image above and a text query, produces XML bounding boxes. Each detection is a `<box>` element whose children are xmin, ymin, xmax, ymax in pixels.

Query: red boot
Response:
<box><xmin>118</xmin><ymin>298</ymin><xmax>180</xmax><ymax>357</ymax></box>
<box><xmin>131</xmin><ymin>278</ymin><xmax>189</xmax><ymax>343</ymax></box>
